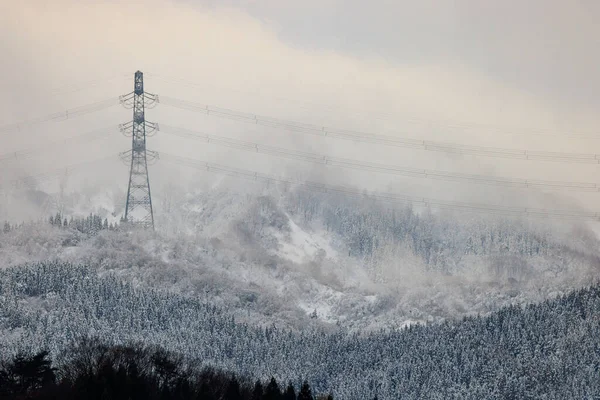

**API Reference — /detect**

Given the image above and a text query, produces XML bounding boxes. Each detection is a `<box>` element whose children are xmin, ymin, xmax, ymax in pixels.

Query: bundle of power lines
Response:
<box><xmin>2</xmin><ymin>72</ymin><xmax>599</xmax><ymax>222</ymax></box>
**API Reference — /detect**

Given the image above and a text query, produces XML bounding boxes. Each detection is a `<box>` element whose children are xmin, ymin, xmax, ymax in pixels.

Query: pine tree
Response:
<box><xmin>263</xmin><ymin>377</ymin><xmax>281</xmax><ymax>400</ymax></box>
<box><xmin>283</xmin><ymin>382</ymin><xmax>296</xmax><ymax>400</ymax></box>
<box><xmin>198</xmin><ymin>382</ymin><xmax>216</xmax><ymax>400</ymax></box>
<box><xmin>251</xmin><ymin>379</ymin><xmax>264</xmax><ymax>400</ymax></box>
<box><xmin>298</xmin><ymin>381</ymin><xmax>313</xmax><ymax>400</ymax></box>
<box><xmin>2</xmin><ymin>351</ymin><xmax>56</xmax><ymax>396</ymax></box>
<box><xmin>225</xmin><ymin>378</ymin><xmax>243</xmax><ymax>400</ymax></box>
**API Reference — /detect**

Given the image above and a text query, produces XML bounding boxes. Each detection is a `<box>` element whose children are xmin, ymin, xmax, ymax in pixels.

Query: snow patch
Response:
<box><xmin>273</xmin><ymin>214</ymin><xmax>338</xmax><ymax>264</ymax></box>
<box><xmin>294</xmin><ymin>282</ymin><xmax>347</xmax><ymax>324</ymax></box>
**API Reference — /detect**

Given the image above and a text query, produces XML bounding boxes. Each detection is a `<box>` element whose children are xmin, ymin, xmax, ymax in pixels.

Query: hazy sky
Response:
<box><xmin>196</xmin><ymin>0</ymin><xmax>600</xmax><ymax>109</ymax></box>
<box><xmin>1</xmin><ymin>0</ymin><xmax>599</xmax><ymax>221</ymax></box>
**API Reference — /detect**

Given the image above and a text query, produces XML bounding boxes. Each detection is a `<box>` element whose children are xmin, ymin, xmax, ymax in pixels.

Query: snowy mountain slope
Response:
<box><xmin>0</xmin><ymin>261</ymin><xmax>599</xmax><ymax>399</ymax></box>
<box><xmin>270</xmin><ymin>214</ymin><xmax>339</xmax><ymax>264</ymax></box>
<box><xmin>1</xmin><ymin>185</ymin><xmax>598</xmax><ymax>331</ymax></box>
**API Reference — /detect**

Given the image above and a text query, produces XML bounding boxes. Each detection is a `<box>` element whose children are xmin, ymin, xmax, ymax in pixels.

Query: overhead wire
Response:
<box><xmin>44</xmin><ymin>73</ymin><xmax>131</xmax><ymax>96</ymax></box>
<box><xmin>160</xmin><ymin>153</ymin><xmax>600</xmax><ymax>221</ymax></box>
<box><xmin>3</xmin><ymin>77</ymin><xmax>598</xmax><ymax>222</ymax></box>
<box><xmin>148</xmin><ymin>73</ymin><xmax>600</xmax><ymax>139</ymax></box>
<box><xmin>0</xmin><ymin>125</ymin><xmax>119</xmax><ymax>163</ymax></box>
<box><xmin>0</xmin><ymin>97</ymin><xmax>120</xmax><ymax>135</ymax></box>
<box><xmin>159</xmin><ymin>96</ymin><xmax>600</xmax><ymax>164</ymax></box>
<box><xmin>159</xmin><ymin>124</ymin><xmax>600</xmax><ymax>192</ymax></box>
<box><xmin>0</xmin><ymin>154</ymin><xmax>121</xmax><ymax>194</ymax></box>
<box><xmin>0</xmin><ymin>73</ymin><xmax>131</xmax><ymax>97</ymax></box>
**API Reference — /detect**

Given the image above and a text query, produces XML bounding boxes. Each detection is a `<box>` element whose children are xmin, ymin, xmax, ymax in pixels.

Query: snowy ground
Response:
<box><xmin>1</xmin><ymin>186</ymin><xmax>598</xmax><ymax>331</ymax></box>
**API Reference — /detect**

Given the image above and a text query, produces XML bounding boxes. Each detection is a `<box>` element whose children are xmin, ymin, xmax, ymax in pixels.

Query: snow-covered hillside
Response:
<box><xmin>1</xmin><ymin>185</ymin><xmax>598</xmax><ymax>331</ymax></box>
<box><xmin>0</xmin><ymin>262</ymin><xmax>598</xmax><ymax>399</ymax></box>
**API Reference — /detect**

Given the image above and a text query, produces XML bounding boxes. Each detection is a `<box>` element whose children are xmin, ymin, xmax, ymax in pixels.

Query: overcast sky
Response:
<box><xmin>191</xmin><ymin>0</ymin><xmax>600</xmax><ymax>109</ymax></box>
<box><xmin>1</xmin><ymin>0</ymin><xmax>599</xmax><ymax>221</ymax></box>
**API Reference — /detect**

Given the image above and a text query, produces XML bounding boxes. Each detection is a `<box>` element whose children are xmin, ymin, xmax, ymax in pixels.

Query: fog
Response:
<box><xmin>1</xmin><ymin>0</ymin><xmax>600</xmax><ymax>225</ymax></box>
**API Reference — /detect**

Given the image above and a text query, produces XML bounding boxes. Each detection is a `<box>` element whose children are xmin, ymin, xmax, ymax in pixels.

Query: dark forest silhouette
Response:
<box><xmin>0</xmin><ymin>340</ymin><xmax>333</xmax><ymax>400</ymax></box>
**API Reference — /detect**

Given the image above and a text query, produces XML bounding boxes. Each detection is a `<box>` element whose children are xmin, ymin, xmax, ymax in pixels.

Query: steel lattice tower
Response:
<box><xmin>119</xmin><ymin>71</ymin><xmax>159</xmax><ymax>229</ymax></box>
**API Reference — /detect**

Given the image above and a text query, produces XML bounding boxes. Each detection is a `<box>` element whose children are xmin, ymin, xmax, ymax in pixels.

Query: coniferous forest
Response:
<box><xmin>0</xmin><ymin>341</ymin><xmax>329</xmax><ymax>400</ymax></box>
<box><xmin>4</xmin><ymin>1</ymin><xmax>600</xmax><ymax>397</ymax></box>
<box><xmin>0</xmin><ymin>260</ymin><xmax>598</xmax><ymax>399</ymax></box>
<box><xmin>0</xmin><ymin>190</ymin><xmax>599</xmax><ymax>399</ymax></box>
<box><xmin>1</xmin><ymin>190</ymin><xmax>600</xmax><ymax>399</ymax></box>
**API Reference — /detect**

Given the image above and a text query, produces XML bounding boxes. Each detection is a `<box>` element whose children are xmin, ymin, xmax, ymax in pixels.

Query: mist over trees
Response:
<box><xmin>1</xmin><ymin>188</ymin><xmax>599</xmax><ymax>331</ymax></box>
<box><xmin>0</xmin><ymin>261</ymin><xmax>598</xmax><ymax>399</ymax></box>
<box><xmin>288</xmin><ymin>189</ymin><xmax>591</xmax><ymax>265</ymax></box>
<box><xmin>0</xmin><ymin>188</ymin><xmax>599</xmax><ymax>398</ymax></box>
<box><xmin>2</xmin><ymin>0</ymin><xmax>599</xmax><ymax>397</ymax></box>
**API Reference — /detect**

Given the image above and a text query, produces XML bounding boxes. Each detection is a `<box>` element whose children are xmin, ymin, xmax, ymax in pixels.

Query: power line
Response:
<box><xmin>0</xmin><ymin>98</ymin><xmax>120</xmax><ymax>135</ymax></box>
<box><xmin>0</xmin><ymin>126</ymin><xmax>118</xmax><ymax>163</ymax></box>
<box><xmin>0</xmin><ymin>154</ymin><xmax>120</xmax><ymax>194</ymax></box>
<box><xmin>159</xmin><ymin>96</ymin><xmax>600</xmax><ymax>164</ymax></box>
<box><xmin>44</xmin><ymin>73</ymin><xmax>131</xmax><ymax>96</ymax></box>
<box><xmin>149</xmin><ymin>73</ymin><xmax>600</xmax><ymax>139</ymax></box>
<box><xmin>160</xmin><ymin>153</ymin><xmax>600</xmax><ymax>221</ymax></box>
<box><xmin>160</xmin><ymin>124</ymin><xmax>599</xmax><ymax>192</ymax></box>
<box><xmin>0</xmin><ymin>73</ymin><xmax>130</xmax><ymax>97</ymax></box>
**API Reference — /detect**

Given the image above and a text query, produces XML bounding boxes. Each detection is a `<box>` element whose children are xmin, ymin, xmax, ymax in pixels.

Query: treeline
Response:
<box><xmin>291</xmin><ymin>190</ymin><xmax>552</xmax><ymax>258</ymax></box>
<box><xmin>49</xmin><ymin>212</ymin><xmax>118</xmax><ymax>235</ymax></box>
<box><xmin>1</xmin><ymin>262</ymin><xmax>599</xmax><ymax>399</ymax></box>
<box><xmin>2</xmin><ymin>213</ymin><xmax>119</xmax><ymax>236</ymax></box>
<box><xmin>0</xmin><ymin>340</ymin><xmax>332</xmax><ymax>400</ymax></box>
<box><xmin>285</xmin><ymin>189</ymin><xmax>578</xmax><ymax>271</ymax></box>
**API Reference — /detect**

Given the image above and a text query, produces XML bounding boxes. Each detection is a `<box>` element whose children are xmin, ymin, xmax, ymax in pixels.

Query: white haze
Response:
<box><xmin>0</xmin><ymin>0</ymin><xmax>596</xmax><ymax>249</ymax></box>
<box><xmin>0</xmin><ymin>0</ymin><xmax>599</xmax><ymax>334</ymax></box>
<box><xmin>0</xmin><ymin>0</ymin><xmax>600</xmax><ymax>223</ymax></box>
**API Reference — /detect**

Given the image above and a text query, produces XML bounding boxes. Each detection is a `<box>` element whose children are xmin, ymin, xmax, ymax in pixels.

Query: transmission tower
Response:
<box><xmin>119</xmin><ymin>71</ymin><xmax>159</xmax><ymax>229</ymax></box>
